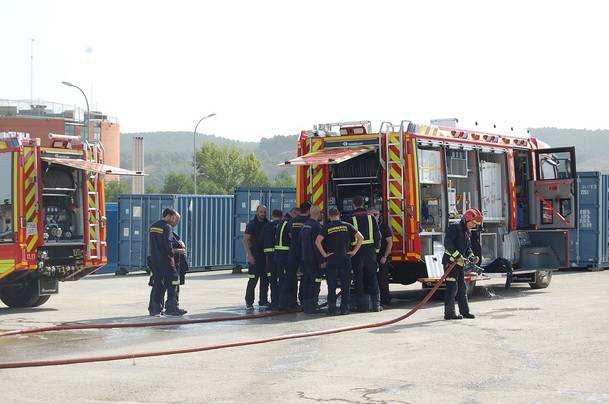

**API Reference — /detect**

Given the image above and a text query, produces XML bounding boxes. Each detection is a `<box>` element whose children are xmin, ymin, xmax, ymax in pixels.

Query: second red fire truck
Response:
<box><xmin>284</xmin><ymin>119</ymin><xmax>577</xmax><ymax>290</ymax></box>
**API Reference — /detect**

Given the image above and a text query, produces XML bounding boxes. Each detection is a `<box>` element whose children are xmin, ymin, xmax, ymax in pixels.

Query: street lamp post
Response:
<box><xmin>61</xmin><ymin>81</ymin><xmax>90</xmax><ymax>142</ymax></box>
<box><xmin>193</xmin><ymin>113</ymin><xmax>217</xmax><ymax>194</ymax></box>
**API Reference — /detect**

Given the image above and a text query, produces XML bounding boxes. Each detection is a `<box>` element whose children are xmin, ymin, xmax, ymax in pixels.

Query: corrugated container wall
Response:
<box><xmin>570</xmin><ymin>172</ymin><xmax>609</xmax><ymax>269</ymax></box>
<box><xmin>233</xmin><ymin>187</ymin><xmax>296</xmax><ymax>267</ymax></box>
<box><xmin>118</xmin><ymin>195</ymin><xmax>234</xmax><ymax>272</ymax></box>
<box><xmin>95</xmin><ymin>203</ymin><xmax>118</xmax><ymax>274</ymax></box>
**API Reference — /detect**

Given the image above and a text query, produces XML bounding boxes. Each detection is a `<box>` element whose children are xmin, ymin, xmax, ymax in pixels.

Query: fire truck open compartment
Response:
<box><xmin>41</xmin><ymin>161</ymin><xmax>85</xmax><ymax>245</ymax></box>
<box><xmin>327</xmin><ymin>149</ymin><xmax>384</xmax><ymax>213</ymax></box>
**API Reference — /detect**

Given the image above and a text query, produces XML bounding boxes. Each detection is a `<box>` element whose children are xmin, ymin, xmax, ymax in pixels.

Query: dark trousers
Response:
<box><xmin>266</xmin><ymin>255</ymin><xmax>280</xmax><ymax>308</ymax></box>
<box><xmin>301</xmin><ymin>261</ymin><xmax>321</xmax><ymax>306</ymax></box>
<box><xmin>148</xmin><ymin>271</ymin><xmax>178</xmax><ymax>314</ymax></box>
<box><xmin>352</xmin><ymin>247</ymin><xmax>380</xmax><ymax>309</ymax></box>
<box><xmin>279</xmin><ymin>260</ymin><xmax>299</xmax><ymax>309</ymax></box>
<box><xmin>377</xmin><ymin>258</ymin><xmax>391</xmax><ymax>305</ymax></box>
<box><xmin>245</xmin><ymin>257</ymin><xmax>269</xmax><ymax>306</ymax></box>
<box><xmin>326</xmin><ymin>255</ymin><xmax>352</xmax><ymax>312</ymax></box>
<box><xmin>444</xmin><ymin>265</ymin><xmax>471</xmax><ymax>316</ymax></box>
<box><xmin>275</xmin><ymin>252</ymin><xmax>289</xmax><ymax>308</ymax></box>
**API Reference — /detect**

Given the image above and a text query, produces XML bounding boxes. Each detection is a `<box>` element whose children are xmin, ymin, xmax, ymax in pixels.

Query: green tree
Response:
<box><xmin>273</xmin><ymin>170</ymin><xmax>295</xmax><ymax>187</ymax></box>
<box><xmin>162</xmin><ymin>171</ymin><xmax>194</xmax><ymax>194</ymax></box>
<box><xmin>196</xmin><ymin>143</ymin><xmax>270</xmax><ymax>194</ymax></box>
<box><xmin>104</xmin><ymin>179</ymin><xmax>129</xmax><ymax>202</ymax></box>
<box><xmin>145</xmin><ymin>184</ymin><xmax>160</xmax><ymax>194</ymax></box>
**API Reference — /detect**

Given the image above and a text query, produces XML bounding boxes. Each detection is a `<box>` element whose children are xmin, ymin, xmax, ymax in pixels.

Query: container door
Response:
<box><xmin>529</xmin><ymin>147</ymin><xmax>577</xmax><ymax>229</ymax></box>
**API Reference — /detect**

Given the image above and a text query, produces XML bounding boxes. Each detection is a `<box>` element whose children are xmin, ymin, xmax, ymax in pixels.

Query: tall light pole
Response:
<box><xmin>61</xmin><ymin>81</ymin><xmax>90</xmax><ymax>142</ymax></box>
<box><xmin>193</xmin><ymin>113</ymin><xmax>216</xmax><ymax>194</ymax></box>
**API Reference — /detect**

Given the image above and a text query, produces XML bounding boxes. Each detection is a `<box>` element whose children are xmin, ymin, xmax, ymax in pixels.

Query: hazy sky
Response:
<box><xmin>1</xmin><ymin>0</ymin><xmax>608</xmax><ymax>140</ymax></box>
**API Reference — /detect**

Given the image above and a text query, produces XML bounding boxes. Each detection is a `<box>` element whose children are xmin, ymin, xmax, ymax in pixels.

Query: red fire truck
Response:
<box><xmin>284</xmin><ymin>120</ymin><xmax>576</xmax><ymax>290</ymax></box>
<box><xmin>0</xmin><ymin>132</ymin><xmax>141</xmax><ymax>307</ymax></box>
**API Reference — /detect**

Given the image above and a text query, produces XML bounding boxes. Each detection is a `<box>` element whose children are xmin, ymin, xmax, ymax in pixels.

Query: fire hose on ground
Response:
<box><xmin>0</xmin><ymin>263</ymin><xmax>456</xmax><ymax>369</ymax></box>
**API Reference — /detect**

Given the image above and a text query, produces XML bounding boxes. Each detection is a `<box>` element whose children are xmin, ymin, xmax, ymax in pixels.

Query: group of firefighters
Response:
<box><xmin>147</xmin><ymin>200</ymin><xmax>484</xmax><ymax>320</ymax></box>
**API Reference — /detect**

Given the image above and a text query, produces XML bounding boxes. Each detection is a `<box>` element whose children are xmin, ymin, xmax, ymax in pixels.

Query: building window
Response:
<box><xmin>0</xmin><ymin>152</ymin><xmax>14</xmax><ymax>242</ymax></box>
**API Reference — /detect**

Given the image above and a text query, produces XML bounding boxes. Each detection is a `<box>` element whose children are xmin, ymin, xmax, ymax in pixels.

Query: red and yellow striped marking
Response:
<box><xmin>87</xmin><ymin>177</ymin><xmax>98</xmax><ymax>258</ymax></box>
<box><xmin>309</xmin><ymin>139</ymin><xmax>324</xmax><ymax>211</ymax></box>
<box><xmin>23</xmin><ymin>148</ymin><xmax>39</xmax><ymax>253</ymax></box>
<box><xmin>386</xmin><ymin>132</ymin><xmax>405</xmax><ymax>255</ymax></box>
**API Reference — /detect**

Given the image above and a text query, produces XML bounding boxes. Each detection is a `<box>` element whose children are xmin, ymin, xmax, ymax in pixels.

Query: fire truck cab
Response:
<box><xmin>285</xmin><ymin>119</ymin><xmax>577</xmax><ymax>290</ymax></box>
<box><xmin>0</xmin><ymin>132</ymin><xmax>142</xmax><ymax>308</ymax></box>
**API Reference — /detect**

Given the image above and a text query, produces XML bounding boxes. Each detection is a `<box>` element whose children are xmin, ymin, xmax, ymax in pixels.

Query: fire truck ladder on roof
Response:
<box><xmin>383</xmin><ymin>121</ymin><xmax>408</xmax><ymax>255</ymax></box>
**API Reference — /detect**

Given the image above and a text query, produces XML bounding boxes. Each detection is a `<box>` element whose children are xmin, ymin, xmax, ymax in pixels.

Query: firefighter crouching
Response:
<box><xmin>443</xmin><ymin>208</ymin><xmax>483</xmax><ymax>320</ymax></box>
<box><xmin>300</xmin><ymin>205</ymin><xmax>324</xmax><ymax>314</ymax></box>
<box><xmin>349</xmin><ymin>196</ymin><xmax>382</xmax><ymax>312</ymax></box>
<box><xmin>244</xmin><ymin>205</ymin><xmax>271</xmax><ymax>311</ymax></box>
<box><xmin>263</xmin><ymin>209</ymin><xmax>284</xmax><ymax>310</ymax></box>
<box><xmin>316</xmin><ymin>207</ymin><xmax>364</xmax><ymax>315</ymax></box>
<box><xmin>148</xmin><ymin>208</ymin><xmax>187</xmax><ymax>317</ymax></box>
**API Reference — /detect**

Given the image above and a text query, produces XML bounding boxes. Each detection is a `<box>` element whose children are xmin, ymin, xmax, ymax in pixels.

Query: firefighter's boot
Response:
<box><xmin>371</xmin><ymin>294</ymin><xmax>382</xmax><ymax>312</ymax></box>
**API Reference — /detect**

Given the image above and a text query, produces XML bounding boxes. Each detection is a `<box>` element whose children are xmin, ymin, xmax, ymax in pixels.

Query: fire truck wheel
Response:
<box><xmin>0</xmin><ymin>281</ymin><xmax>51</xmax><ymax>308</ymax></box>
<box><xmin>529</xmin><ymin>270</ymin><xmax>552</xmax><ymax>289</ymax></box>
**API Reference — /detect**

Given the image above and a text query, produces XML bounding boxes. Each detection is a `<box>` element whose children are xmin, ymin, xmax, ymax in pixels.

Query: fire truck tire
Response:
<box><xmin>0</xmin><ymin>281</ymin><xmax>50</xmax><ymax>308</ymax></box>
<box><xmin>529</xmin><ymin>270</ymin><xmax>552</xmax><ymax>289</ymax></box>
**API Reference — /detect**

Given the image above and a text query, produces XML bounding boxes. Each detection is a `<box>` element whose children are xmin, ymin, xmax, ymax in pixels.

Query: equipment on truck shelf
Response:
<box><xmin>0</xmin><ymin>132</ymin><xmax>143</xmax><ymax>308</ymax></box>
<box><xmin>284</xmin><ymin>119</ymin><xmax>577</xmax><ymax>290</ymax></box>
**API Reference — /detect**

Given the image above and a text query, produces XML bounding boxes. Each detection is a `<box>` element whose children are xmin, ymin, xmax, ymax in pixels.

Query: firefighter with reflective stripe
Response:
<box><xmin>442</xmin><ymin>208</ymin><xmax>483</xmax><ymax>320</ymax></box>
<box><xmin>370</xmin><ymin>208</ymin><xmax>393</xmax><ymax>307</ymax></box>
<box><xmin>300</xmin><ymin>205</ymin><xmax>324</xmax><ymax>314</ymax></box>
<box><xmin>316</xmin><ymin>207</ymin><xmax>364</xmax><ymax>315</ymax></box>
<box><xmin>148</xmin><ymin>208</ymin><xmax>184</xmax><ymax>317</ymax></box>
<box><xmin>274</xmin><ymin>208</ymin><xmax>295</xmax><ymax>310</ymax></box>
<box><xmin>243</xmin><ymin>205</ymin><xmax>270</xmax><ymax>311</ymax></box>
<box><xmin>279</xmin><ymin>201</ymin><xmax>311</xmax><ymax>310</ymax></box>
<box><xmin>263</xmin><ymin>209</ymin><xmax>283</xmax><ymax>310</ymax></box>
<box><xmin>349</xmin><ymin>196</ymin><xmax>382</xmax><ymax>312</ymax></box>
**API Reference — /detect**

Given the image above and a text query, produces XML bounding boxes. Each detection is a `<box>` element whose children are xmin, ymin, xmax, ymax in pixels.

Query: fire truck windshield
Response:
<box><xmin>0</xmin><ymin>152</ymin><xmax>14</xmax><ymax>242</ymax></box>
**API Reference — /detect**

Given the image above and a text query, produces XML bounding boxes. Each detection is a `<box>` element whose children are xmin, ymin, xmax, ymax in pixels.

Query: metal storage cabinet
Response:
<box><xmin>118</xmin><ymin>194</ymin><xmax>234</xmax><ymax>273</ymax></box>
<box><xmin>233</xmin><ymin>187</ymin><xmax>296</xmax><ymax>267</ymax></box>
<box><xmin>570</xmin><ymin>172</ymin><xmax>609</xmax><ymax>269</ymax></box>
<box><xmin>95</xmin><ymin>203</ymin><xmax>119</xmax><ymax>274</ymax></box>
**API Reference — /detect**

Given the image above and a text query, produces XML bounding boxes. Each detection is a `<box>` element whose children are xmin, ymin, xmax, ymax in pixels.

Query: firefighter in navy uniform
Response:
<box><xmin>274</xmin><ymin>209</ymin><xmax>295</xmax><ymax>310</ymax></box>
<box><xmin>316</xmin><ymin>207</ymin><xmax>364</xmax><ymax>315</ymax></box>
<box><xmin>279</xmin><ymin>201</ymin><xmax>311</xmax><ymax>310</ymax></box>
<box><xmin>370</xmin><ymin>208</ymin><xmax>393</xmax><ymax>307</ymax></box>
<box><xmin>443</xmin><ymin>208</ymin><xmax>483</xmax><ymax>320</ymax></box>
<box><xmin>349</xmin><ymin>196</ymin><xmax>382</xmax><ymax>312</ymax></box>
<box><xmin>243</xmin><ymin>205</ymin><xmax>270</xmax><ymax>311</ymax></box>
<box><xmin>148</xmin><ymin>208</ymin><xmax>185</xmax><ymax>317</ymax></box>
<box><xmin>263</xmin><ymin>209</ymin><xmax>284</xmax><ymax>310</ymax></box>
<box><xmin>300</xmin><ymin>205</ymin><xmax>324</xmax><ymax>314</ymax></box>
<box><xmin>172</xmin><ymin>231</ymin><xmax>189</xmax><ymax>313</ymax></box>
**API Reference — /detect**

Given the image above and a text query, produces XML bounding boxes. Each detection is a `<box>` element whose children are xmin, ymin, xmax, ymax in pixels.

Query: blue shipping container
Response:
<box><xmin>118</xmin><ymin>194</ymin><xmax>234</xmax><ymax>272</ymax></box>
<box><xmin>95</xmin><ymin>202</ymin><xmax>119</xmax><ymax>274</ymax></box>
<box><xmin>570</xmin><ymin>171</ymin><xmax>609</xmax><ymax>269</ymax></box>
<box><xmin>233</xmin><ymin>187</ymin><xmax>296</xmax><ymax>267</ymax></box>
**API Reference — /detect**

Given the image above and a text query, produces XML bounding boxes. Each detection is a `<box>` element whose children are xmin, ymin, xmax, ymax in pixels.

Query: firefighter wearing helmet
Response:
<box><xmin>442</xmin><ymin>208</ymin><xmax>483</xmax><ymax>320</ymax></box>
